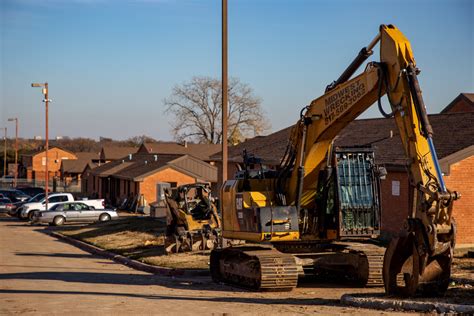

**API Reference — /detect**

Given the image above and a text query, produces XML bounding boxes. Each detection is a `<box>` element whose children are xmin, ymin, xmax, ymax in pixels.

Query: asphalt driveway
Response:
<box><xmin>0</xmin><ymin>216</ymin><xmax>406</xmax><ymax>315</ymax></box>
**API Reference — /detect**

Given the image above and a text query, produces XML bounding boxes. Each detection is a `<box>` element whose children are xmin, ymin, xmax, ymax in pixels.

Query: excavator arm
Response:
<box><xmin>284</xmin><ymin>24</ymin><xmax>459</xmax><ymax>296</ymax></box>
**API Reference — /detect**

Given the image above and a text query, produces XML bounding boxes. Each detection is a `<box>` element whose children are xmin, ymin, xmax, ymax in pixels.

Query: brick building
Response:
<box><xmin>60</xmin><ymin>152</ymin><xmax>98</xmax><ymax>187</ymax></box>
<box><xmin>212</xmin><ymin>105</ymin><xmax>474</xmax><ymax>245</ymax></box>
<box><xmin>86</xmin><ymin>153</ymin><xmax>217</xmax><ymax>206</ymax></box>
<box><xmin>21</xmin><ymin>146</ymin><xmax>77</xmax><ymax>182</ymax></box>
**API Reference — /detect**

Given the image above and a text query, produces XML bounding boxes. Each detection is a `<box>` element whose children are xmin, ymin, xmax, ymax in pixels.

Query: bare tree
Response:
<box><xmin>164</xmin><ymin>76</ymin><xmax>270</xmax><ymax>144</ymax></box>
<box><xmin>125</xmin><ymin>135</ymin><xmax>157</xmax><ymax>146</ymax></box>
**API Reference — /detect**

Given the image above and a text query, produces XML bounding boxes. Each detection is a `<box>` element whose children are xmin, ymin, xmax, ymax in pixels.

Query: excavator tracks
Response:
<box><xmin>210</xmin><ymin>247</ymin><xmax>298</xmax><ymax>291</ymax></box>
<box><xmin>276</xmin><ymin>240</ymin><xmax>386</xmax><ymax>287</ymax></box>
<box><xmin>340</xmin><ymin>242</ymin><xmax>385</xmax><ymax>286</ymax></box>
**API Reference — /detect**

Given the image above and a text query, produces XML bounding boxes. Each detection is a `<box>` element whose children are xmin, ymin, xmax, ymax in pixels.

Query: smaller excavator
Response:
<box><xmin>210</xmin><ymin>24</ymin><xmax>459</xmax><ymax>297</ymax></box>
<box><xmin>163</xmin><ymin>183</ymin><xmax>221</xmax><ymax>253</ymax></box>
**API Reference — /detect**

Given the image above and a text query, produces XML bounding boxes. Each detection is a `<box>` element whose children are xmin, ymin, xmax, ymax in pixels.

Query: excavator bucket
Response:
<box><xmin>383</xmin><ymin>234</ymin><xmax>453</xmax><ymax>296</ymax></box>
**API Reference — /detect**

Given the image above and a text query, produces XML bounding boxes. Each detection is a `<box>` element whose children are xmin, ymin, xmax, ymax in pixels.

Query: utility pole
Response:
<box><xmin>222</xmin><ymin>0</ymin><xmax>228</xmax><ymax>184</ymax></box>
<box><xmin>7</xmin><ymin>118</ymin><xmax>18</xmax><ymax>187</ymax></box>
<box><xmin>3</xmin><ymin>127</ymin><xmax>6</xmax><ymax>178</ymax></box>
<box><xmin>31</xmin><ymin>82</ymin><xmax>50</xmax><ymax>210</ymax></box>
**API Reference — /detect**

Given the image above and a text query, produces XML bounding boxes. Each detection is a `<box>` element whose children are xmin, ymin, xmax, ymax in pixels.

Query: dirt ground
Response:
<box><xmin>55</xmin><ymin>217</ymin><xmax>211</xmax><ymax>269</ymax></box>
<box><xmin>51</xmin><ymin>217</ymin><xmax>474</xmax><ymax>307</ymax></box>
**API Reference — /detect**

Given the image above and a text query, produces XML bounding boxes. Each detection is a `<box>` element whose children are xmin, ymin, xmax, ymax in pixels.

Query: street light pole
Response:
<box><xmin>3</xmin><ymin>127</ymin><xmax>6</xmax><ymax>178</ymax></box>
<box><xmin>7</xmin><ymin>118</ymin><xmax>18</xmax><ymax>187</ymax></box>
<box><xmin>222</xmin><ymin>0</ymin><xmax>228</xmax><ymax>184</ymax></box>
<box><xmin>31</xmin><ymin>82</ymin><xmax>50</xmax><ymax>210</ymax></box>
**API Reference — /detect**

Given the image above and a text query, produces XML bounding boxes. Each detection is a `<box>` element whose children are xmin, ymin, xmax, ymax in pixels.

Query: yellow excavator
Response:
<box><xmin>210</xmin><ymin>24</ymin><xmax>459</xmax><ymax>296</ymax></box>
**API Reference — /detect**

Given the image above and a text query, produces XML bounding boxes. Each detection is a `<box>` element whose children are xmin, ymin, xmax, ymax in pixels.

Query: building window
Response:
<box><xmin>392</xmin><ymin>180</ymin><xmax>400</xmax><ymax>196</ymax></box>
<box><xmin>42</xmin><ymin>157</ymin><xmax>46</xmax><ymax>166</ymax></box>
<box><xmin>167</xmin><ymin>182</ymin><xmax>177</xmax><ymax>188</ymax></box>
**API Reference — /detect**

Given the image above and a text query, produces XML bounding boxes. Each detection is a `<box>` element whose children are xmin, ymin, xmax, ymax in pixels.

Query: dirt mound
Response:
<box><xmin>57</xmin><ymin>217</ymin><xmax>209</xmax><ymax>269</ymax></box>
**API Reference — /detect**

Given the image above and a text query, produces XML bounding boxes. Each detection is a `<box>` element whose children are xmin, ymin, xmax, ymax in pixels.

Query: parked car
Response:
<box><xmin>31</xmin><ymin>202</ymin><xmax>118</xmax><ymax>226</ymax></box>
<box><xmin>0</xmin><ymin>197</ymin><xmax>14</xmax><ymax>213</ymax></box>
<box><xmin>0</xmin><ymin>189</ymin><xmax>31</xmax><ymax>203</ymax></box>
<box><xmin>16</xmin><ymin>186</ymin><xmax>45</xmax><ymax>198</ymax></box>
<box><xmin>10</xmin><ymin>193</ymin><xmax>46</xmax><ymax>217</ymax></box>
<box><xmin>19</xmin><ymin>193</ymin><xmax>105</xmax><ymax>220</ymax></box>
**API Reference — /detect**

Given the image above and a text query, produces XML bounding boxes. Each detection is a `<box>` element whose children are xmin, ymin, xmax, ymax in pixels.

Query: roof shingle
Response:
<box><xmin>214</xmin><ymin>112</ymin><xmax>474</xmax><ymax>166</ymax></box>
<box><xmin>139</xmin><ymin>142</ymin><xmax>220</xmax><ymax>161</ymax></box>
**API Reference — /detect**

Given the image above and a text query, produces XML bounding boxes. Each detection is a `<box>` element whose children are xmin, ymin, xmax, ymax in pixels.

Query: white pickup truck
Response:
<box><xmin>19</xmin><ymin>193</ymin><xmax>104</xmax><ymax>220</ymax></box>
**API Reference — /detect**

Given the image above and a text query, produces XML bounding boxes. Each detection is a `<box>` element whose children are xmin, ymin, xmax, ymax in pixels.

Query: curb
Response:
<box><xmin>44</xmin><ymin>229</ymin><xmax>210</xmax><ymax>278</ymax></box>
<box><xmin>341</xmin><ymin>294</ymin><xmax>474</xmax><ymax>314</ymax></box>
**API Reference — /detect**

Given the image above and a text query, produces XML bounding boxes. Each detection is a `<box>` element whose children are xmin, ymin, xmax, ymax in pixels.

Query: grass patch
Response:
<box><xmin>57</xmin><ymin>217</ymin><xmax>209</xmax><ymax>270</ymax></box>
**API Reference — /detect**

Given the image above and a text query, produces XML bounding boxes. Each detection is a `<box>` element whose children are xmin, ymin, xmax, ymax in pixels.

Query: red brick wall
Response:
<box><xmin>378</xmin><ymin>156</ymin><xmax>474</xmax><ymax>245</ymax></box>
<box><xmin>444</xmin><ymin>155</ymin><xmax>474</xmax><ymax>245</ymax></box>
<box><xmin>139</xmin><ymin>168</ymin><xmax>195</xmax><ymax>204</ymax></box>
<box><xmin>379</xmin><ymin>171</ymin><xmax>410</xmax><ymax>239</ymax></box>
<box><xmin>30</xmin><ymin>148</ymin><xmax>77</xmax><ymax>181</ymax></box>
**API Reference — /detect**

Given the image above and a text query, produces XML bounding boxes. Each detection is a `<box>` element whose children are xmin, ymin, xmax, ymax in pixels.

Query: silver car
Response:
<box><xmin>31</xmin><ymin>201</ymin><xmax>119</xmax><ymax>226</ymax></box>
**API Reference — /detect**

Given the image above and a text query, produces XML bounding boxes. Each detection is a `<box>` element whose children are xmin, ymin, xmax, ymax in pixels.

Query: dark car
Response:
<box><xmin>10</xmin><ymin>192</ymin><xmax>46</xmax><ymax>216</ymax></box>
<box><xmin>16</xmin><ymin>187</ymin><xmax>45</xmax><ymax>198</ymax></box>
<box><xmin>0</xmin><ymin>197</ymin><xmax>14</xmax><ymax>213</ymax></box>
<box><xmin>0</xmin><ymin>189</ymin><xmax>30</xmax><ymax>203</ymax></box>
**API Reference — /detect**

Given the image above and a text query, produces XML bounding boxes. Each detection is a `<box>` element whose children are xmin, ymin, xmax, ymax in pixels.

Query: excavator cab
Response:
<box><xmin>312</xmin><ymin>148</ymin><xmax>381</xmax><ymax>240</ymax></box>
<box><xmin>334</xmin><ymin>149</ymin><xmax>381</xmax><ymax>238</ymax></box>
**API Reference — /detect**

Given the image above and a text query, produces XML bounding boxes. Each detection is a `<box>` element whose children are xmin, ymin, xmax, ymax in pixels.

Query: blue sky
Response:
<box><xmin>1</xmin><ymin>0</ymin><xmax>472</xmax><ymax>140</ymax></box>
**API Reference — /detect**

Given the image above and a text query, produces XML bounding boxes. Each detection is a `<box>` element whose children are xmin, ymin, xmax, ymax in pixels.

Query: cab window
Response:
<box><xmin>75</xmin><ymin>203</ymin><xmax>89</xmax><ymax>211</ymax></box>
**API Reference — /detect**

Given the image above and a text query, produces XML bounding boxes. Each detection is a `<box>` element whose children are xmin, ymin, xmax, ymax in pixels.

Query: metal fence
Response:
<box><xmin>0</xmin><ymin>178</ymin><xmax>82</xmax><ymax>193</ymax></box>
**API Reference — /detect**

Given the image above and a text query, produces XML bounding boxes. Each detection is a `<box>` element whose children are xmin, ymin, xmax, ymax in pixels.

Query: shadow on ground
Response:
<box><xmin>15</xmin><ymin>252</ymin><xmax>97</xmax><ymax>259</ymax></box>
<box><xmin>0</xmin><ymin>288</ymin><xmax>340</xmax><ymax>307</ymax></box>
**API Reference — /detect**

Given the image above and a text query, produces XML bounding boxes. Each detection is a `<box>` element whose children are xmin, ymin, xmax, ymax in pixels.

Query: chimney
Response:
<box><xmin>184</xmin><ymin>140</ymin><xmax>188</xmax><ymax>148</ymax></box>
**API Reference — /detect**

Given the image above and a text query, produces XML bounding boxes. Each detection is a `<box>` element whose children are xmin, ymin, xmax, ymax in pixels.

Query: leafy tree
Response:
<box><xmin>164</xmin><ymin>76</ymin><xmax>270</xmax><ymax>144</ymax></box>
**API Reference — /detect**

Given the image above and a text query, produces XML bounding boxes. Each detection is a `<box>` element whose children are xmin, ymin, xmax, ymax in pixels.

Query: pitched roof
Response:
<box><xmin>62</xmin><ymin>152</ymin><xmax>100</xmax><ymax>174</ymax></box>
<box><xmin>62</xmin><ymin>159</ymin><xmax>89</xmax><ymax>174</ymax></box>
<box><xmin>214</xmin><ymin>112</ymin><xmax>474</xmax><ymax>167</ymax></box>
<box><xmin>90</xmin><ymin>153</ymin><xmax>217</xmax><ymax>182</ymax></box>
<box><xmin>139</xmin><ymin>142</ymin><xmax>221</xmax><ymax>161</ymax></box>
<box><xmin>90</xmin><ymin>160</ymin><xmax>135</xmax><ymax>177</ymax></box>
<box><xmin>22</xmin><ymin>146</ymin><xmax>77</xmax><ymax>157</ymax></box>
<box><xmin>210</xmin><ymin>127</ymin><xmax>293</xmax><ymax>165</ymax></box>
<box><xmin>75</xmin><ymin>152</ymin><xmax>100</xmax><ymax>161</ymax></box>
<box><xmin>441</xmin><ymin>93</ymin><xmax>474</xmax><ymax>113</ymax></box>
<box><xmin>112</xmin><ymin>154</ymin><xmax>183</xmax><ymax>180</ymax></box>
<box><xmin>100</xmin><ymin>146</ymin><xmax>138</xmax><ymax>160</ymax></box>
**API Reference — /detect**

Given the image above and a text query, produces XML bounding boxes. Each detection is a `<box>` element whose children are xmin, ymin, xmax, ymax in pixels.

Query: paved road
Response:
<box><xmin>0</xmin><ymin>216</ymin><xmax>406</xmax><ymax>315</ymax></box>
